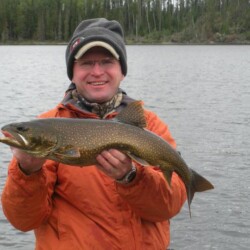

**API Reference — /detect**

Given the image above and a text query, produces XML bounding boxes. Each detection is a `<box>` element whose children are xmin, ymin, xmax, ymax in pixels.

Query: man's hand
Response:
<box><xmin>10</xmin><ymin>147</ymin><xmax>46</xmax><ymax>175</ymax></box>
<box><xmin>3</xmin><ymin>131</ymin><xmax>45</xmax><ymax>175</ymax></box>
<box><xmin>96</xmin><ymin>149</ymin><xmax>133</xmax><ymax>180</ymax></box>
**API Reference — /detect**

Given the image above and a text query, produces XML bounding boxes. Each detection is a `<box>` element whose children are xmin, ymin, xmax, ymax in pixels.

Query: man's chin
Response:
<box><xmin>85</xmin><ymin>95</ymin><xmax>112</xmax><ymax>104</ymax></box>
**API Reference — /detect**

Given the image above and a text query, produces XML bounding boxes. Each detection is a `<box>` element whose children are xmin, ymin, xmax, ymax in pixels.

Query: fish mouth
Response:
<box><xmin>0</xmin><ymin>130</ymin><xmax>29</xmax><ymax>148</ymax></box>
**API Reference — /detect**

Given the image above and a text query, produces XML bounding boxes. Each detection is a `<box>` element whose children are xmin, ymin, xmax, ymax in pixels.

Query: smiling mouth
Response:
<box><xmin>88</xmin><ymin>81</ymin><xmax>107</xmax><ymax>86</ymax></box>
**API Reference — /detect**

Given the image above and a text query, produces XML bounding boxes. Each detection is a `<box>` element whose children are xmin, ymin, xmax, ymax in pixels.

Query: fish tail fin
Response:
<box><xmin>191</xmin><ymin>169</ymin><xmax>214</xmax><ymax>193</ymax></box>
<box><xmin>187</xmin><ymin>169</ymin><xmax>214</xmax><ymax>217</ymax></box>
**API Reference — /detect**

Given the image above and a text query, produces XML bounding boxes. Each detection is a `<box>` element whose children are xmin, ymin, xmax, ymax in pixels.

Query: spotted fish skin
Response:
<box><xmin>0</xmin><ymin>101</ymin><xmax>214</xmax><ymax>214</ymax></box>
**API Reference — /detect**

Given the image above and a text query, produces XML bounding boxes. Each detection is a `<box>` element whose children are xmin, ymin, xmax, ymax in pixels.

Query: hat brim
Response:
<box><xmin>74</xmin><ymin>41</ymin><xmax>120</xmax><ymax>60</ymax></box>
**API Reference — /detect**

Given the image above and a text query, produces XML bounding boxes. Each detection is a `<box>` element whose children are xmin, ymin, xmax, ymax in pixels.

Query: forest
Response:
<box><xmin>0</xmin><ymin>0</ymin><xmax>250</xmax><ymax>44</ymax></box>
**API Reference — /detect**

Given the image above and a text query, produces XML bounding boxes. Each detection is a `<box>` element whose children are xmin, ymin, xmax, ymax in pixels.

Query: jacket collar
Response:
<box><xmin>60</xmin><ymin>83</ymin><xmax>137</xmax><ymax>119</ymax></box>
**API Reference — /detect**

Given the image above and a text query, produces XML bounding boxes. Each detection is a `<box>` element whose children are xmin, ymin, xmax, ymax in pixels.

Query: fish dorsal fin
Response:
<box><xmin>116</xmin><ymin>101</ymin><xmax>147</xmax><ymax>128</ymax></box>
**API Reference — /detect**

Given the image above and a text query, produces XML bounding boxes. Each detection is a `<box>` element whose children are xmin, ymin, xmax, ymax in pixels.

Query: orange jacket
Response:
<box><xmin>1</xmin><ymin>100</ymin><xmax>186</xmax><ymax>250</ymax></box>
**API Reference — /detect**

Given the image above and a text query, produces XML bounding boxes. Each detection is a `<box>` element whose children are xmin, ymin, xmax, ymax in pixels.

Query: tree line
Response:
<box><xmin>0</xmin><ymin>0</ymin><xmax>249</xmax><ymax>44</ymax></box>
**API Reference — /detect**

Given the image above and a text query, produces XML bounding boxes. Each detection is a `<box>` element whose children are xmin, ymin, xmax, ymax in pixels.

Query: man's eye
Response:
<box><xmin>80</xmin><ymin>61</ymin><xmax>93</xmax><ymax>66</ymax></box>
<box><xmin>101</xmin><ymin>59</ymin><xmax>114</xmax><ymax>65</ymax></box>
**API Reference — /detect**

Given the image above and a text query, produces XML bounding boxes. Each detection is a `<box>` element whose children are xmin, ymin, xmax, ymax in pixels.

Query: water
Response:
<box><xmin>0</xmin><ymin>45</ymin><xmax>249</xmax><ymax>249</ymax></box>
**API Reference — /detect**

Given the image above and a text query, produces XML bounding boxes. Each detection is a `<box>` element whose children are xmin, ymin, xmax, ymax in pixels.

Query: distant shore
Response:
<box><xmin>1</xmin><ymin>32</ymin><xmax>250</xmax><ymax>46</ymax></box>
<box><xmin>1</xmin><ymin>40</ymin><xmax>250</xmax><ymax>46</ymax></box>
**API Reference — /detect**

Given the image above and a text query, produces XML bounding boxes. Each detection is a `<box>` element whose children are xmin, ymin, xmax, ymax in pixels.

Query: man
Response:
<box><xmin>1</xmin><ymin>18</ymin><xmax>186</xmax><ymax>250</ymax></box>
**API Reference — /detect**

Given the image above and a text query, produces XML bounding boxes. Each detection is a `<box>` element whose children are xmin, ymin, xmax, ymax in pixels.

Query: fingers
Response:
<box><xmin>97</xmin><ymin>149</ymin><xmax>128</xmax><ymax>167</ymax></box>
<box><xmin>10</xmin><ymin>148</ymin><xmax>46</xmax><ymax>174</ymax></box>
<box><xmin>96</xmin><ymin>149</ymin><xmax>132</xmax><ymax>179</ymax></box>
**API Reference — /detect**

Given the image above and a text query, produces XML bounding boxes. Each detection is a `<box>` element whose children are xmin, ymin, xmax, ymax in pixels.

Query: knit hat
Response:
<box><xmin>66</xmin><ymin>18</ymin><xmax>127</xmax><ymax>80</ymax></box>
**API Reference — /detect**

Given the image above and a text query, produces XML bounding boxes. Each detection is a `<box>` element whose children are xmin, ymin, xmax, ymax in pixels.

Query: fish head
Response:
<box><xmin>0</xmin><ymin>120</ymin><xmax>58</xmax><ymax>157</ymax></box>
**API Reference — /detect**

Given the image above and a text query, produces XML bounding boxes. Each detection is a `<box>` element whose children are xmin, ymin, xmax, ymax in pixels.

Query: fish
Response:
<box><xmin>0</xmin><ymin>101</ymin><xmax>214</xmax><ymax>216</ymax></box>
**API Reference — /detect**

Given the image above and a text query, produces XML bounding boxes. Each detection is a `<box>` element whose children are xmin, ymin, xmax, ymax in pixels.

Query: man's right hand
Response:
<box><xmin>2</xmin><ymin>131</ymin><xmax>46</xmax><ymax>175</ymax></box>
<box><xmin>11</xmin><ymin>147</ymin><xmax>46</xmax><ymax>175</ymax></box>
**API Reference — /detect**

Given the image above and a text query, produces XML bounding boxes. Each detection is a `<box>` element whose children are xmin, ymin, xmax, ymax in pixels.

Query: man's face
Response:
<box><xmin>72</xmin><ymin>47</ymin><xmax>124</xmax><ymax>103</ymax></box>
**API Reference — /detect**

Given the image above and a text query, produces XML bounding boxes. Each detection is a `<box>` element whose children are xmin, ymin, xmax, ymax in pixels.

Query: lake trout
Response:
<box><xmin>0</xmin><ymin>101</ymin><xmax>214</xmax><ymax>215</ymax></box>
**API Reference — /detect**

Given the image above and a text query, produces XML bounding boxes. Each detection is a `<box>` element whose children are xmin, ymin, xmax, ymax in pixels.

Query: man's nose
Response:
<box><xmin>90</xmin><ymin>62</ymin><xmax>104</xmax><ymax>75</ymax></box>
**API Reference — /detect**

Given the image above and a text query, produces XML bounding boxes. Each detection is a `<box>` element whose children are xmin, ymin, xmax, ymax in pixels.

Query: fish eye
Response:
<box><xmin>16</xmin><ymin>125</ymin><xmax>29</xmax><ymax>132</ymax></box>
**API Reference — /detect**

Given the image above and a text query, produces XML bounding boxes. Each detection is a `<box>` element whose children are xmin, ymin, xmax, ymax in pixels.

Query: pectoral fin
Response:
<box><xmin>54</xmin><ymin>146</ymin><xmax>81</xmax><ymax>160</ymax></box>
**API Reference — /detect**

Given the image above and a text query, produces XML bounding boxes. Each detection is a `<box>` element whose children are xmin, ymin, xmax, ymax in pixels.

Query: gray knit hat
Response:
<box><xmin>66</xmin><ymin>18</ymin><xmax>127</xmax><ymax>80</ymax></box>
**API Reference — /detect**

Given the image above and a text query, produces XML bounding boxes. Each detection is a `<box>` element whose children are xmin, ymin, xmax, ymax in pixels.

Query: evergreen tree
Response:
<box><xmin>0</xmin><ymin>0</ymin><xmax>249</xmax><ymax>43</ymax></box>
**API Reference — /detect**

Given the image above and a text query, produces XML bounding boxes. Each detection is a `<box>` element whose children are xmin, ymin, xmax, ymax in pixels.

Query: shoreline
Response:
<box><xmin>1</xmin><ymin>41</ymin><xmax>250</xmax><ymax>46</ymax></box>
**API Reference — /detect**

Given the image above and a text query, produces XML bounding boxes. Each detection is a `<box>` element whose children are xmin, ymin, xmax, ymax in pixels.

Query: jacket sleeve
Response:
<box><xmin>1</xmin><ymin>109</ymin><xmax>60</xmax><ymax>232</ymax></box>
<box><xmin>116</xmin><ymin>110</ymin><xmax>187</xmax><ymax>222</ymax></box>
<box><xmin>1</xmin><ymin>158</ymin><xmax>58</xmax><ymax>231</ymax></box>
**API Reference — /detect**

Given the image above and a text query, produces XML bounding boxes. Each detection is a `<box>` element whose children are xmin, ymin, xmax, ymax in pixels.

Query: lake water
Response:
<box><xmin>0</xmin><ymin>45</ymin><xmax>249</xmax><ymax>250</ymax></box>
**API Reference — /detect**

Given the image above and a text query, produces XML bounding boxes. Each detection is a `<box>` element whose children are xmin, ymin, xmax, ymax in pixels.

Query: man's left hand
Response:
<box><xmin>96</xmin><ymin>149</ymin><xmax>132</xmax><ymax>180</ymax></box>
